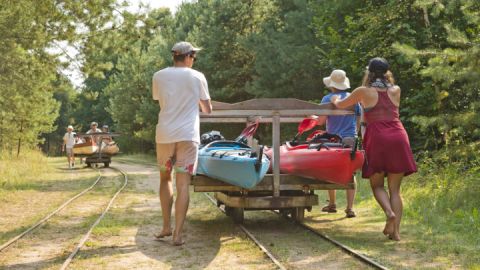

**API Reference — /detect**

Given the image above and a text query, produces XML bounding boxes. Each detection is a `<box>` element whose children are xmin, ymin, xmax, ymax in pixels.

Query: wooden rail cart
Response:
<box><xmin>75</xmin><ymin>132</ymin><xmax>121</xmax><ymax>168</ymax></box>
<box><xmin>192</xmin><ymin>98</ymin><xmax>356</xmax><ymax>223</ymax></box>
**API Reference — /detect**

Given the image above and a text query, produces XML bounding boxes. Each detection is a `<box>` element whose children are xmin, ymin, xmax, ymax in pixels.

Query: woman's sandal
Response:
<box><xmin>345</xmin><ymin>208</ymin><xmax>356</xmax><ymax>218</ymax></box>
<box><xmin>321</xmin><ymin>203</ymin><xmax>337</xmax><ymax>213</ymax></box>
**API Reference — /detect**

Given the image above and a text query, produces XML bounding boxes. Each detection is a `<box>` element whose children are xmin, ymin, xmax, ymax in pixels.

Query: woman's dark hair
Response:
<box><xmin>362</xmin><ymin>70</ymin><xmax>395</xmax><ymax>86</ymax></box>
<box><xmin>362</xmin><ymin>57</ymin><xmax>395</xmax><ymax>86</ymax></box>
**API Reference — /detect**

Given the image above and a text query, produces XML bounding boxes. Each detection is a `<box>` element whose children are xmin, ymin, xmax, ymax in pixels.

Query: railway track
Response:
<box><xmin>203</xmin><ymin>193</ymin><xmax>287</xmax><ymax>270</ymax></box>
<box><xmin>204</xmin><ymin>193</ymin><xmax>389</xmax><ymax>270</ymax></box>
<box><xmin>0</xmin><ymin>166</ymin><xmax>128</xmax><ymax>270</ymax></box>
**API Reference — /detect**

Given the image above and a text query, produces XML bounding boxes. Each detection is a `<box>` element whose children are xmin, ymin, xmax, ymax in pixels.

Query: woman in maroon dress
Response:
<box><xmin>331</xmin><ymin>57</ymin><xmax>417</xmax><ymax>241</ymax></box>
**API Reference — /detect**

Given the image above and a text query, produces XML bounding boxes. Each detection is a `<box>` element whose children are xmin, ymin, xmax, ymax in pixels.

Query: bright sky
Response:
<box><xmin>124</xmin><ymin>0</ymin><xmax>187</xmax><ymax>14</ymax></box>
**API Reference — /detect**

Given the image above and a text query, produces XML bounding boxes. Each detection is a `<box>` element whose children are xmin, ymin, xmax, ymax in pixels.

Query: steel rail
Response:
<box><xmin>204</xmin><ymin>193</ymin><xmax>287</xmax><ymax>270</ymax></box>
<box><xmin>60</xmin><ymin>167</ymin><xmax>128</xmax><ymax>270</ymax></box>
<box><xmin>0</xmin><ymin>171</ymin><xmax>103</xmax><ymax>252</ymax></box>
<box><xmin>273</xmin><ymin>210</ymin><xmax>389</xmax><ymax>270</ymax></box>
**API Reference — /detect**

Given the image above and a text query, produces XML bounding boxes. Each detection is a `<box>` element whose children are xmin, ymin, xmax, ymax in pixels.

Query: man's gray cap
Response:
<box><xmin>171</xmin><ymin>41</ymin><xmax>202</xmax><ymax>55</ymax></box>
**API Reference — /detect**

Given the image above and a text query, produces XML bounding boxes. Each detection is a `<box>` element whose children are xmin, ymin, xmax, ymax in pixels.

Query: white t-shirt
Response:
<box><xmin>152</xmin><ymin>67</ymin><xmax>210</xmax><ymax>144</ymax></box>
<box><xmin>86</xmin><ymin>128</ymin><xmax>102</xmax><ymax>134</ymax></box>
<box><xmin>63</xmin><ymin>132</ymin><xmax>76</xmax><ymax>148</ymax></box>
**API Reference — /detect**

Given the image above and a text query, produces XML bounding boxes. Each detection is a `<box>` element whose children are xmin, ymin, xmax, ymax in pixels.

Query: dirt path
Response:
<box><xmin>60</xmin><ymin>162</ymin><xmax>276</xmax><ymax>270</ymax></box>
<box><xmin>0</xmin><ymin>168</ymin><xmax>122</xmax><ymax>269</ymax></box>
<box><xmin>68</xmin><ymin>162</ymin><xmax>375</xmax><ymax>269</ymax></box>
<box><xmin>3</xmin><ymin>159</ymin><xmax>462</xmax><ymax>269</ymax></box>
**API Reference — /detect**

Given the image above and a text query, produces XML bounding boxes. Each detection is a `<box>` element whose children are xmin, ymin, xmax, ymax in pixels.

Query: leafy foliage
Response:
<box><xmin>2</xmin><ymin>0</ymin><xmax>479</xmax><ymax>159</ymax></box>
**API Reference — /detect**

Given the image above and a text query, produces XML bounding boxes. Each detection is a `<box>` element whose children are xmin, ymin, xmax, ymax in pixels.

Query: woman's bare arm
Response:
<box><xmin>331</xmin><ymin>87</ymin><xmax>365</xmax><ymax>109</ymax></box>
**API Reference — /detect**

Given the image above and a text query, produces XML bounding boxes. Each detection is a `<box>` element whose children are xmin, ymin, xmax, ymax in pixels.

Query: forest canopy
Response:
<box><xmin>0</xmin><ymin>0</ymin><xmax>478</xmax><ymax>158</ymax></box>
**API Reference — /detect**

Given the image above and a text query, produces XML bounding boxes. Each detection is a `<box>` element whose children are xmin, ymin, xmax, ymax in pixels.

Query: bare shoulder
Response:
<box><xmin>390</xmin><ymin>85</ymin><xmax>401</xmax><ymax>93</ymax></box>
<box><xmin>351</xmin><ymin>86</ymin><xmax>369</xmax><ymax>96</ymax></box>
<box><xmin>353</xmin><ymin>86</ymin><xmax>368</xmax><ymax>92</ymax></box>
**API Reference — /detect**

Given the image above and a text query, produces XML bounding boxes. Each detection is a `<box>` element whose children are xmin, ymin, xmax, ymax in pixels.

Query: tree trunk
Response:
<box><xmin>17</xmin><ymin>120</ymin><xmax>23</xmax><ymax>157</ymax></box>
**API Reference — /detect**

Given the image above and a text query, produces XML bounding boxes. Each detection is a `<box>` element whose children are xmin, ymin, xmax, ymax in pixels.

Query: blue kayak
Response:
<box><xmin>196</xmin><ymin>141</ymin><xmax>270</xmax><ymax>189</ymax></box>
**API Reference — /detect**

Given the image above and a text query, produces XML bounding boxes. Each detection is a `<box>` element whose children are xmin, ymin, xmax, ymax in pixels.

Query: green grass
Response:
<box><xmin>0</xmin><ymin>150</ymin><xmax>53</xmax><ymax>190</ymax></box>
<box><xmin>313</xmin><ymin>158</ymin><xmax>480</xmax><ymax>269</ymax></box>
<box><xmin>402</xmin><ymin>159</ymin><xmax>480</xmax><ymax>268</ymax></box>
<box><xmin>114</xmin><ymin>153</ymin><xmax>156</xmax><ymax>167</ymax></box>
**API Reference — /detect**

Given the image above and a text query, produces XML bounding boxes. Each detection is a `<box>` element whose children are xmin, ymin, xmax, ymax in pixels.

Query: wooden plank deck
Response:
<box><xmin>192</xmin><ymin>174</ymin><xmax>355</xmax><ymax>192</ymax></box>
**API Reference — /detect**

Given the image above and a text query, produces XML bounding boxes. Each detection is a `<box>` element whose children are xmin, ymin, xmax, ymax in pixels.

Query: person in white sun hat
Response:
<box><xmin>152</xmin><ymin>41</ymin><xmax>212</xmax><ymax>246</ymax></box>
<box><xmin>314</xmin><ymin>69</ymin><xmax>361</xmax><ymax>218</ymax></box>
<box><xmin>62</xmin><ymin>125</ymin><xmax>77</xmax><ymax>169</ymax></box>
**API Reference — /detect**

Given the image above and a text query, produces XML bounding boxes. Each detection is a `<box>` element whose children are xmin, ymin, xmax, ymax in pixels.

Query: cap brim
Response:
<box><xmin>192</xmin><ymin>47</ymin><xmax>202</xmax><ymax>52</ymax></box>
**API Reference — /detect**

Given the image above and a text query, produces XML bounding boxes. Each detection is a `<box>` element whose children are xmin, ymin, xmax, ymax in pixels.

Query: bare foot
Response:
<box><xmin>383</xmin><ymin>214</ymin><xmax>396</xmax><ymax>236</ymax></box>
<box><xmin>172</xmin><ymin>238</ymin><xmax>185</xmax><ymax>246</ymax></box>
<box><xmin>173</xmin><ymin>231</ymin><xmax>185</xmax><ymax>246</ymax></box>
<box><xmin>172</xmin><ymin>235</ymin><xmax>185</xmax><ymax>246</ymax></box>
<box><xmin>388</xmin><ymin>233</ymin><xmax>401</xmax><ymax>241</ymax></box>
<box><xmin>154</xmin><ymin>229</ymin><xmax>172</xmax><ymax>239</ymax></box>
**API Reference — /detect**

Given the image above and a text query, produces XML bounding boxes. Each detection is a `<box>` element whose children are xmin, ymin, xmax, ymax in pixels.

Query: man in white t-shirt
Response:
<box><xmin>86</xmin><ymin>121</ymin><xmax>102</xmax><ymax>145</ymax></box>
<box><xmin>62</xmin><ymin>125</ymin><xmax>77</xmax><ymax>168</ymax></box>
<box><xmin>152</xmin><ymin>41</ymin><xmax>212</xmax><ymax>245</ymax></box>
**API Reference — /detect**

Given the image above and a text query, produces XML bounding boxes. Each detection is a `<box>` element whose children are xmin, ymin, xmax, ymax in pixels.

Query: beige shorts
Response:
<box><xmin>156</xmin><ymin>141</ymin><xmax>199</xmax><ymax>175</ymax></box>
<box><xmin>66</xmin><ymin>147</ymin><xmax>74</xmax><ymax>156</ymax></box>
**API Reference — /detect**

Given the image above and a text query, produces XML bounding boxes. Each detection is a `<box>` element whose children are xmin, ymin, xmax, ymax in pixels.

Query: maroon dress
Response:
<box><xmin>362</xmin><ymin>89</ymin><xmax>417</xmax><ymax>178</ymax></box>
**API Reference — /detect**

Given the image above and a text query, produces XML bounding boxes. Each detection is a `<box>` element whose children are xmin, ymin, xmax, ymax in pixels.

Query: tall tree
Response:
<box><xmin>394</xmin><ymin>0</ymin><xmax>480</xmax><ymax>152</ymax></box>
<box><xmin>0</xmin><ymin>0</ymin><xmax>118</xmax><ymax>154</ymax></box>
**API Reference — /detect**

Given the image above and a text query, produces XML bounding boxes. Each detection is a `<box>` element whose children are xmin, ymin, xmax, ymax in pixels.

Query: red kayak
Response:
<box><xmin>265</xmin><ymin>142</ymin><xmax>365</xmax><ymax>185</ymax></box>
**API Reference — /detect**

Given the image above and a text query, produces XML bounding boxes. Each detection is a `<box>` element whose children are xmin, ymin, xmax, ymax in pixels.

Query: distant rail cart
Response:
<box><xmin>73</xmin><ymin>132</ymin><xmax>120</xmax><ymax>167</ymax></box>
<box><xmin>192</xmin><ymin>98</ymin><xmax>361</xmax><ymax>223</ymax></box>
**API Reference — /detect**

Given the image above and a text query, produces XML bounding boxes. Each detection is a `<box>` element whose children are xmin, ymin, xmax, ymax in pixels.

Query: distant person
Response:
<box><xmin>331</xmin><ymin>57</ymin><xmax>417</xmax><ymax>241</ymax></box>
<box><xmin>62</xmin><ymin>125</ymin><xmax>77</xmax><ymax>168</ymax></box>
<box><xmin>86</xmin><ymin>121</ymin><xmax>102</xmax><ymax>145</ymax></box>
<box><xmin>315</xmin><ymin>69</ymin><xmax>361</xmax><ymax>218</ymax></box>
<box><xmin>101</xmin><ymin>125</ymin><xmax>112</xmax><ymax>143</ymax></box>
<box><xmin>152</xmin><ymin>41</ymin><xmax>212</xmax><ymax>245</ymax></box>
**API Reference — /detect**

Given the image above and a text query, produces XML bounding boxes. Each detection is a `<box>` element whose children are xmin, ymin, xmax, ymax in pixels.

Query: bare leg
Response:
<box><xmin>328</xmin><ymin>190</ymin><xmax>336</xmax><ymax>205</ymax></box>
<box><xmin>67</xmin><ymin>153</ymin><xmax>73</xmax><ymax>167</ymax></box>
<box><xmin>173</xmin><ymin>172</ymin><xmax>191</xmax><ymax>245</ymax></box>
<box><xmin>387</xmin><ymin>173</ymin><xmax>404</xmax><ymax>241</ymax></box>
<box><xmin>369</xmin><ymin>172</ymin><xmax>396</xmax><ymax>236</ymax></box>
<box><xmin>158</xmin><ymin>170</ymin><xmax>173</xmax><ymax>237</ymax></box>
<box><xmin>346</xmin><ymin>176</ymin><xmax>356</xmax><ymax>210</ymax></box>
<box><xmin>322</xmin><ymin>190</ymin><xmax>337</xmax><ymax>212</ymax></box>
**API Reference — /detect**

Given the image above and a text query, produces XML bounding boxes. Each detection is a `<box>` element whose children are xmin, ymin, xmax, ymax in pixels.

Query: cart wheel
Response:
<box><xmin>225</xmin><ymin>206</ymin><xmax>233</xmax><ymax>217</ymax></box>
<box><xmin>86</xmin><ymin>162</ymin><xmax>91</xmax><ymax>168</ymax></box>
<box><xmin>104</xmin><ymin>162</ymin><xmax>110</xmax><ymax>168</ymax></box>
<box><xmin>292</xmin><ymin>207</ymin><xmax>305</xmax><ymax>222</ymax></box>
<box><xmin>231</xmin><ymin>207</ymin><xmax>244</xmax><ymax>224</ymax></box>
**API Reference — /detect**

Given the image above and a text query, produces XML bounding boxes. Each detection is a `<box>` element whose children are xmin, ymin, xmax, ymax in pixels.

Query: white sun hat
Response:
<box><xmin>323</xmin><ymin>69</ymin><xmax>350</xmax><ymax>90</ymax></box>
<box><xmin>67</xmin><ymin>125</ymin><xmax>74</xmax><ymax>130</ymax></box>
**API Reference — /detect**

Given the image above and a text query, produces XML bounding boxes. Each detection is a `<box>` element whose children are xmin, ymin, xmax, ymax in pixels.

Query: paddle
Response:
<box><xmin>235</xmin><ymin>120</ymin><xmax>259</xmax><ymax>143</ymax></box>
<box><xmin>292</xmin><ymin>117</ymin><xmax>319</xmax><ymax>142</ymax></box>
